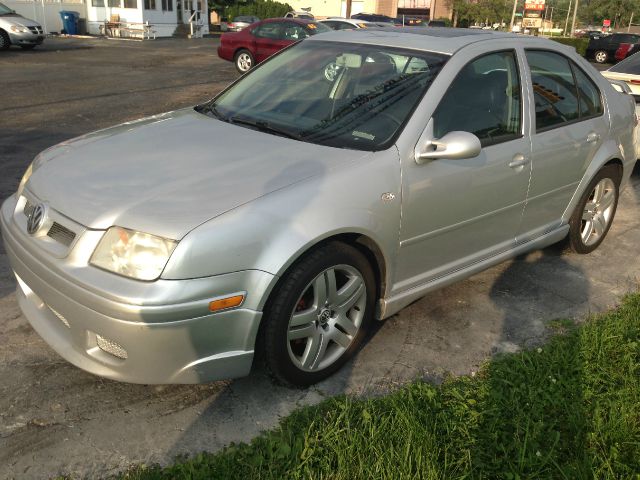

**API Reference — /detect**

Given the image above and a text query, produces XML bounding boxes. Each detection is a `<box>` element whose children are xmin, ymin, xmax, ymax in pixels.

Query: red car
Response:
<box><xmin>217</xmin><ymin>18</ymin><xmax>331</xmax><ymax>73</ymax></box>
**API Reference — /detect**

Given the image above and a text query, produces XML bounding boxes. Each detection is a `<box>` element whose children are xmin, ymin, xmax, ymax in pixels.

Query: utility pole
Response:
<box><xmin>570</xmin><ymin>0</ymin><xmax>578</xmax><ymax>37</ymax></box>
<box><xmin>509</xmin><ymin>0</ymin><xmax>518</xmax><ymax>31</ymax></box>
<box><xmin>628</xmin><ymin>11</ymin><xmax>634</xmax><ymax>32</ymax></box>
<box><xmin>563</xmin><ymin>0</ymin><xmax>572</xmax><ymax>35</ymax></box>
<box><xmin>345</xmin><ymin>0</ymin><xmax>352</xmax><ymax>18</ymax></box>
<box><xmin>548</xmin><ymin>6</ymin><xmax>553</xmax><ymax>34</ymax></box>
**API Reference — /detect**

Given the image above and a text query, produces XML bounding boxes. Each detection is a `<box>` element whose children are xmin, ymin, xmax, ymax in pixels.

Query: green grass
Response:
<box><xmin>121</xmin><ymin>294</ymin><xmax>640</xmax><ymax>480</ymax></box>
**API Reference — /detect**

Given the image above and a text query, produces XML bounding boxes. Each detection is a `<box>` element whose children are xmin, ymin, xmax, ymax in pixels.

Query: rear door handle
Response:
<box><xmin>587</xmin><ymin>132</ymin><xmax>601</xmax><ymax>143</ymax></box>
<box><xmin>508</xmin><ymin>154</ymin><xmax>529</xmax><ymax>169</ymax></box>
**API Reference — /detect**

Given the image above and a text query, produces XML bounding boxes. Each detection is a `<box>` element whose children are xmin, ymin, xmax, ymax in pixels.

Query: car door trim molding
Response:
<box><xmin>379</xmin><ymin>223</ymin><xmax>570</xmax><ymax>319</ymax></box>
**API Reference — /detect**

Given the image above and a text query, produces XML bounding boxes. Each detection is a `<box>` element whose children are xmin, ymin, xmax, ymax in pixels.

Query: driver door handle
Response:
<box><xmin>508</xmin><ymin>154</ymin><xmax>529</xmax><ymax>169</ymax></box>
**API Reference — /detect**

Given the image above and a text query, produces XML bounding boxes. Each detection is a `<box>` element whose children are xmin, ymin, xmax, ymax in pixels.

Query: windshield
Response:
<box><xmin>198</xmin><ymin>41</ymin><xmax>448</xmax><ymax>151</ymax></box>
<box><xmin>0</xmin><ymin>2</ymin><xmax>15</xmax><ymax>14</ymax></box>
<box><xmin>609</xmin><ymin>52</ymin><xmax>640</xmax><ymax>74</ymax></box>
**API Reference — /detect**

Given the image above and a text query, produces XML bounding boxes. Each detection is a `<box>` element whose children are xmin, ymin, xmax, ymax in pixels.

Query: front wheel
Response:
<box><xmin>234</xmin><ymin>49</ymin><xmax>254</xmax><ymax>74</ymax></box>
<box><xmin>0</xmin><ymin>30</ymin><xmax>10</xmax><ymax>51</ymax></box>
<box><xmin>594</xmin><ymin>50</ymin><xmax>608</xmax><ymax>64</ymax></box>
<box><xmin>568</xmin><ymin>164</ymin><xmax>621</xmax><ymax>254</ymax></box>
<box><xmin>260</xmin><ymin>242</ymin><xmax>376</xmax><ymax>386</ymax></box>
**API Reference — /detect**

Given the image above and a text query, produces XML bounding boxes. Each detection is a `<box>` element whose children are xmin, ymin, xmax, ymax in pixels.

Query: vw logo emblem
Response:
<box><xmin>27</xmin><ymin>203</ymin><xmax>46</xmax><ymax>235</ymax></box>
<box><xmin>318</xmin><ymin>309</ymin><xmax>331</xmax><ymax>326</ymax></box>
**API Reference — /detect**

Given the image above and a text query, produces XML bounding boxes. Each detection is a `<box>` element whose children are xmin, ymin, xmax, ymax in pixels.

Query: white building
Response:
<box><xmin>4</xmin><ymin>0</ymin><xmax>209</xmax><ymax>37</ymax></box>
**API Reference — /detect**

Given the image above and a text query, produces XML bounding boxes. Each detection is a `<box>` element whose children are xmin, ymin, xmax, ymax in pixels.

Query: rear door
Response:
<box><xmin>252</xmin><ymin>21</ymin><xmax>288</xmax><ymax>62</ymax></box>
<box><xmin>517</xmin><ymin>49</ymin><xmax>608</xmax><ymax>242</ymax></box>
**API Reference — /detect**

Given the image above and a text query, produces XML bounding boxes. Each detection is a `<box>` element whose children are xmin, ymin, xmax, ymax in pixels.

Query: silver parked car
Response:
<box><xmin>0</xmin><ymin>1</ymin><xmax>44</xmax><ymax>50</ymax></box>
<box><xmin>1</xmin><ymin>29</ymin><xmax>636</xmax><ymax>386</ymax></box>
<box><xmin>225</xmin><ymin>15</ymin><xmax>260</xmax><ymax>32</ymax></box>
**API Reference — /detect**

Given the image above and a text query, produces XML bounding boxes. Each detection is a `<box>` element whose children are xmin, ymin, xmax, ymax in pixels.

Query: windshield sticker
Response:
<box><xmin>353</xmin><ymin>130</ymin><xmax>375</xmax><ymax>140</ymax></box>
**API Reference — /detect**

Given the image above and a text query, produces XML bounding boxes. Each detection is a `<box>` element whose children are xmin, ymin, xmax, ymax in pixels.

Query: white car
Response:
<box><xmin>319</xmin><ymin>18</ymin><xmax>372</xmax><ymax>30</ymax></box>
<box><xmin>601</xmin><ymin>52</ymin><xmax>640</xmax><ymax>157</ymax></box>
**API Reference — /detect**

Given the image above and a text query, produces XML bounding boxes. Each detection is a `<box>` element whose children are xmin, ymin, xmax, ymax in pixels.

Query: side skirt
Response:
<box><xmin>377</xmin><ymin>225</ymin><xmax>570</xmax><ymax>320</ymax></box>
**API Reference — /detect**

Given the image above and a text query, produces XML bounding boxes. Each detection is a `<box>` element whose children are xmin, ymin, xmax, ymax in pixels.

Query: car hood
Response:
<box><xmin>1</xmin><ymin>14</ymin><xmax>40</xmax><ymax>27</ymax></box>
<box><xmin>28</xmin><ymin>108</ymin><xmax>368</xmax><ymax>239</ymax></box>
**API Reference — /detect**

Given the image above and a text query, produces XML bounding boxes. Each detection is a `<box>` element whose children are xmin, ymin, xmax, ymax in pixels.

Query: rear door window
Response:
<box><xmin>525</xmin><ymin>50</ymin><xmax>580</xmax><ymax>131</ymax></box>
<box><xmin>253</xmin><ymin>22</ymin><xmax>282</xmax><ymax>39</ymax></box>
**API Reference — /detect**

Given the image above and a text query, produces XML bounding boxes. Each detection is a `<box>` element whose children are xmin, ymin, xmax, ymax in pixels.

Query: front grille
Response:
<box><xmin>27</xmin><ymin>26</ymin><xmax>43</xmax><ymax>34</ymax></box>
<box><xmin>96</xmin><ymin>335</ymin><xmax>128</xmax><ymax>359</ymax></box>
<box><xmin>49</xmin><ymin>306</ymin><xmax>70</xmax><ymax>328</ymax></box>
<box><xmin>47</xmin><ymin>222</ymin><xmax>76</xmax><ymax>246</ymax></box>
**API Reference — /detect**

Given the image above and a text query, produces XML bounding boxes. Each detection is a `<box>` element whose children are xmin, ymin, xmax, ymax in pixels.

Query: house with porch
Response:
<box><xmin>4</xmin><ymin>0</ymin><xmax>209</xmax><ymax>37</ymax></box>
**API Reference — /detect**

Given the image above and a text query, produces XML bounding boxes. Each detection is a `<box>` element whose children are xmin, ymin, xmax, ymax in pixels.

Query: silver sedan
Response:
<box><xmin>1</xmin><ymin>28</ymin><xmax>636</xmax><ymax>386</ymax></box>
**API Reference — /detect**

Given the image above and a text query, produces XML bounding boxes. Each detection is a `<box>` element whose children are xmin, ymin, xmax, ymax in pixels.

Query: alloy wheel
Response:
<box><xmin>287</xmin><ymin>265</ymin><xmax>366</xmax><ymax>372</ymax></box>
<box><xmin>581</xmin><ymin>177</ymin><xmax>616</xmax><ymax>246</ymax></box>
<box><xmin>237</xmin><ymin>52</ymin><xmax>252</xmax><ymax>72</ymax></box>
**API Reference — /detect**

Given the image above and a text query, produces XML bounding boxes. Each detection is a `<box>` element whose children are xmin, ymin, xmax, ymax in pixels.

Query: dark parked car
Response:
<box><xmin>586</xmin><ymin>32</ymin><xmax>640</xmax><ymax>64</ymax></box>
<box><xmin>351</xmin><ymin>12</ymin><xmax>398</xmax><ymax>25</ymax></box>
<box><xmin>217</xmin><ymin>18</ymin><xmax>331</xmax><ymax>73</ymax></box>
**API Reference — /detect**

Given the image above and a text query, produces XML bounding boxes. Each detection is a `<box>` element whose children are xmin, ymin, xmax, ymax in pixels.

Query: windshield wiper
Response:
<box><xmin>229</xmin><ymin>116</ymin><xmax>300</xmax><ymax>140</ymax></box>
<box><xmin>196</xmin><ymin>103</ymin><xmax>229</xmax><ymax>122</ymax></box>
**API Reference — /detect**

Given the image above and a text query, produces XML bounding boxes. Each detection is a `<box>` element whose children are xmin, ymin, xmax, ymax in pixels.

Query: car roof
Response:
<box><xmin>306</xmin><ymin>27</ymin><xmax>542</xmax><ymax>55</ymax></box>
<box><xmin>260</xmin><ymin>17</ymin><xmax>316</xmax><ymax>25</ymax></box>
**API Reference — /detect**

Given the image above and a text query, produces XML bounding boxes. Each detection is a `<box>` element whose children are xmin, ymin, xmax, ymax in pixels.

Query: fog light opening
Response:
<box><xmin>96</xmin><ymin>334</ymin><xmax>128</xmax><ymax>359</ymax></box>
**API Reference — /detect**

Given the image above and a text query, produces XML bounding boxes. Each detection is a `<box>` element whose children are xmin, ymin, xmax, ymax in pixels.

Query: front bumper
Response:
<box><xmin>9</xmin><ymin>30</ymin><xmax>45</xmax><ymax>45</ymax></box>
<box><xmin>1</xmin><ymin>194</ymin><xmax>274</xmax><ymax>384</ymax></box>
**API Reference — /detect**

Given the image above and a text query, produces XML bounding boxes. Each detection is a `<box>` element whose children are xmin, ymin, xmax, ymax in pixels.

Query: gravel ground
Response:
<box><xmin>0</xmin><ymin>37</ymin><xmax>638</xmax><ymax>479</ymax></box>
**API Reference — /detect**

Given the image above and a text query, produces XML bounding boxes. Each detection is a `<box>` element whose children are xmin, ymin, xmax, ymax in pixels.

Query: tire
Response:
<box><xmin>594</xmin><ymin>50</ymin><xmax>608</xmax><ymax>64</ymax></box>
<box><xmin>260</xmin><ymin>242</ymin><xmax>376</xmax><ymax>386</ymax></box>
<box><xmin>568</xmin><ymin>164</ymin><xmax>621</xmax><ymax>254</ymax></box>
<box><xmin>20</xmin><ymin>44</ymin><xmax>36</xmax><ymax>50</ymax></box>
<box><xmin>234</xmin><ymin>49</ymin><xmax>254</xmax><ymax>74</ymax></box>
<box><xmin>0</xmin><ymin>30</ymin><xmax>10</xmax><ymax>51</ymax></box>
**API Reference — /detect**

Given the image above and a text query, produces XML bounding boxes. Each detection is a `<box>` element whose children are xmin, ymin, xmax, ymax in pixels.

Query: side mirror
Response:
<box><xmin>415</xmin><ymin>131</ymin><xmax>481</xmax><ymax>164</ymax></box>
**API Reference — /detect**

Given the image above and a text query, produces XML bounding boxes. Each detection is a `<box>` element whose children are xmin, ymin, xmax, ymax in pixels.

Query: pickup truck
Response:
<box><xmin>586</xmin><ymin>32</ymin><xmax>640</xmax><ymax>64</ymax></box>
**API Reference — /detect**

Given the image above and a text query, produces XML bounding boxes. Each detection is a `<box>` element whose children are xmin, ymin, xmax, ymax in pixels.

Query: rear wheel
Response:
<box><xmin>594</xmin><ymin>50</ymin><xmax>608</xmax><ymax>63</ymax></box>
<box><xmin>568</xmin><ymin>164</ymin><xmax>621</xmax><ymax>254</ymax></box>
<box><xmin>260</xmin><ymin>242</ymin><xmax>376</xmax><ymax>386</ymax></box>
<box><xmin>234</xmin><ymin>49</ymin><xmax>254</xmax><ymax>73</ymax></box>
<box><xmin>0</xmin><ymin>30</ymin><xmax>10</xmax><ymax>51</ymax></box>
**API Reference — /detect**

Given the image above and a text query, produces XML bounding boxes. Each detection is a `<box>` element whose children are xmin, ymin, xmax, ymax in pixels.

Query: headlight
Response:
<box><xmin>90</xmin><ymin>227</ymin><xmax>177</xmax><ymax>281</ymax></box>
<box><xmin>16</xmin><ymin>163</ymin><xmax>33</xmax><ymax>198</ymax></box>
<box><xmin>10</xmin><ymin>25</ymin><xmax>29</xmax><ymax>33</ymax></box>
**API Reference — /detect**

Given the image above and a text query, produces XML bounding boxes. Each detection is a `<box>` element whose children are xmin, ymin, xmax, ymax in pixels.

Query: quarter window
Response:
<box><xmin>433</xmin><ymin>51</ymin><xmax>522</xmax><ymax>147</ymax></box>
<box><xmin>573</xmin><ymin>65</ymin><xmax>603</xmax><ymax>118</ymax></box>
<box><xmin>525</xmin><ymin>50</ymin><xmax>580</xmax><ymax>131</ymax></box>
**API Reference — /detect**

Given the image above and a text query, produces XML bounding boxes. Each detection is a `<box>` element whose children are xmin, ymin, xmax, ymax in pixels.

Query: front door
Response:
<box><xmin>396</xmin><ymin>50</ymin><xmax>531</xmax><ymax>292</ymax></box>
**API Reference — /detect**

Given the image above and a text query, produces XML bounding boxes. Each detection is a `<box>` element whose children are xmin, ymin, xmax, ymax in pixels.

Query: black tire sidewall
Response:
<box><xmin>0</xmin><ymin>30</ymin><xmax>10</xmax><ymax>51</ymax></box>
<box><xmin>569</xmin><ymin>165</ymin><xmax>621</xmax><ymax>254</ymax></box>
<box><xmin>234</xmin><ymin>49</ymin><xmax>253</xmax><ymax>74</ymax></box>
<box><xmin>261</xmin><ymin>242</ymin><xmax>376</xmax><ymax>386</ymax></box>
